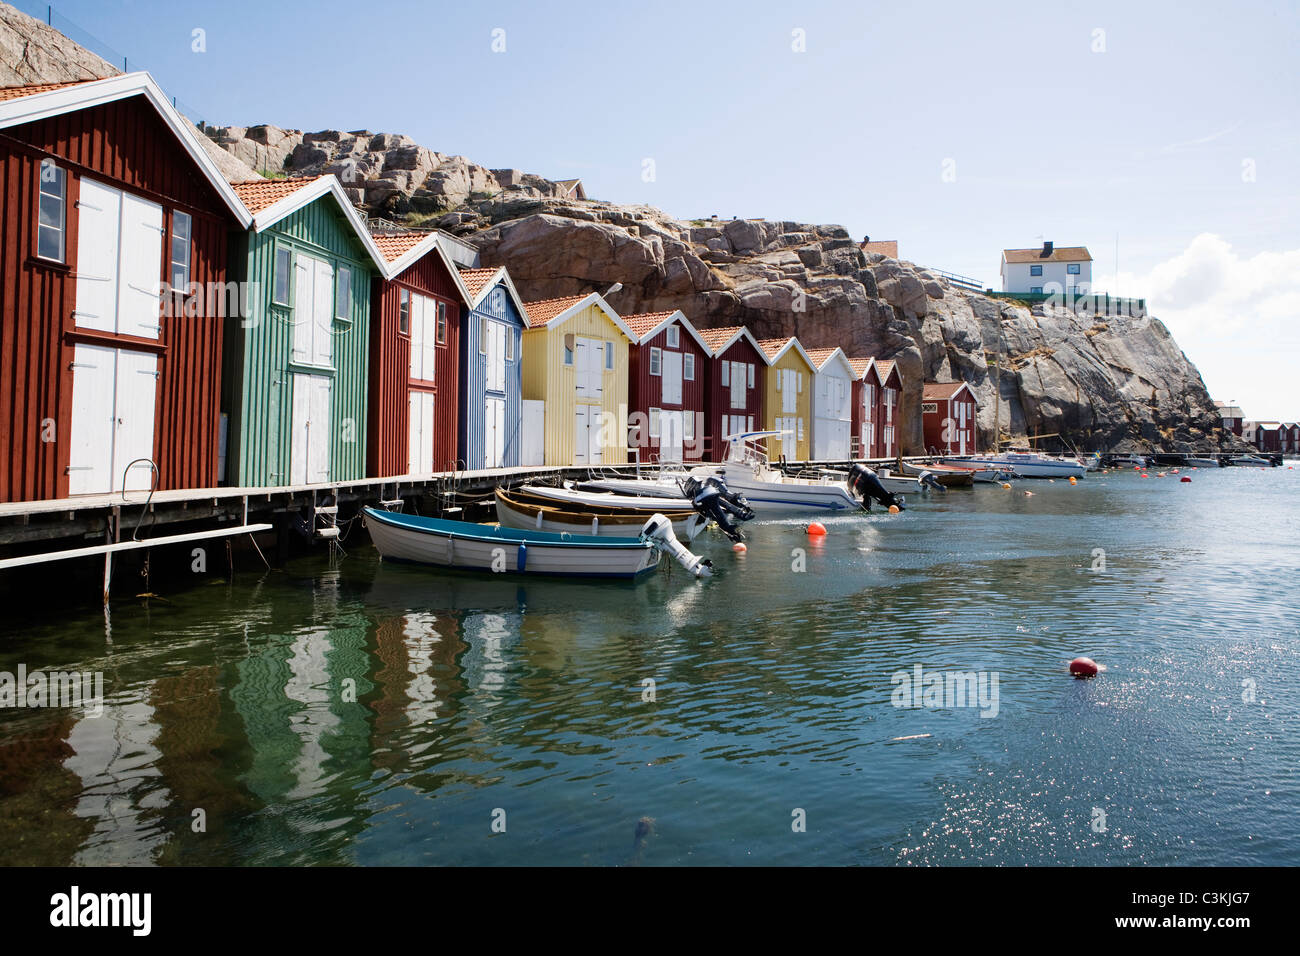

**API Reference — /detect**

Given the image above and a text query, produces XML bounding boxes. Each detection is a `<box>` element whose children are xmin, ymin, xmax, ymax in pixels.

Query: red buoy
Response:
<box><xmin>732</xmin><ymin>542</ymin><xmax>747</xmax><ymax>553</ymax></box>
<box><xmin>1069</xmin><ymin>656</ymin><xmax>1100</xmax><ymax>679</ymax></box>
<box><xmin>807</xmin><ymin>522</ymin><xmax>827</xmax><ymax>536</ymax></box>
<box><xmin>1180</xmin><ymin>476</ymin><xmax>1191</xmax><ymax>483</ymax></box>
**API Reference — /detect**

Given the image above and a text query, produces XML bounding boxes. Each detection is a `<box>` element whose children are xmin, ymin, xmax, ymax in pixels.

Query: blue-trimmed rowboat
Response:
<box><xmin>363</xmin><ymin>507</ymin><xmax>667</xmax><ymax>579</ymax></box>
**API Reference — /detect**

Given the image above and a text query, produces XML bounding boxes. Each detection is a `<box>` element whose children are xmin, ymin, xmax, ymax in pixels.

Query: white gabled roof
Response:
<box><xmin>628</xmin><ymin>310</ymin><xmax>712</xmax><ymax>352</ymax></box>
<box><xmin>460</xmin><ymin>265</ymin><xmax>531</xmax><ymax>326</ymax></box>
<box><xmin>375</xmin><ymin>230</ymin><xmax>473</xmax><ymax>301</ymax></box>
<box><xmin>760</xmin><ymin>336</ymin><xmax>817</xmax><ymax>371</ymax></box>
<box><xmin>0</xmin><ymin>71</ymin><xmax>252</xmax><ymax>228</ymax></box>
<box><xmin>241</xmin><ymin>175</ymin><xmax>388</xmax><ymax>274</ymax></box>
<box><xmin>525</xmin><ymin>291</ymin><xmax>635</xmax><ymax>340</ymax></box>
<box><xmin>703</xmin><ymin>325</ymin><xmax>772</xmax><ymax>365</ymax></box>
<box><xmin>808</xmin><ymin>346</ymin><xmax>856</xmax><ymax>379</ymax></box>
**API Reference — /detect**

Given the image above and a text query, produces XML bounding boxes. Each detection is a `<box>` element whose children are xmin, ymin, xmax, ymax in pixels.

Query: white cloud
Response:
<box><xmin>1098</xmin><ymin>234</ymin><xmax>1300</xmax><ymax>422</ymax></box>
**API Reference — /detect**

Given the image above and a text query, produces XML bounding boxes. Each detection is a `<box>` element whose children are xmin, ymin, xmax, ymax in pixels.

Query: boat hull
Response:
<box><xmin>941</xmin><ymin>456</ymin><xmax>1086</xmax><ymax>479</ymax></box>
<box><xmin>897</xmin><ymin>461</ymin><xmax>975</xmax><ymax>487</ymax></box>
<box><xmin>364</xmin><ymin>508</ymin><xmax>661</xmax><ymax>579</ymax></box>
<box><xmin>495</xmin><ymin>490</ymin><xmax>701</xmax><ymax>540</ymax></box>
<box><xmin>1184</xmin><ymin>457</ymin><xmax>1220</xmax><ymax>468</ymax></box>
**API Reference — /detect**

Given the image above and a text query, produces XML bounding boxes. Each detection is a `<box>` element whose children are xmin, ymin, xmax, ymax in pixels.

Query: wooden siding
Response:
<box><xmin>628</xmin><ymin>321</ymin><xmax>709</xmax><ymax>463</ymax></box>
<box><xmin>368</xmin><ymin>252</ymin><xmax>463</xmax><ymax>477</ymax></box>
<box><xmin>850</xmin><ymin>365</ymin><xmax>883</xmax><ymax>458</ymax></box>
<box><xmin>223</xmin><ymin>196</ymin><xmax>374</xmax><ymax>487</ymax></box>
<box><xmin>705</xmin><ymin>335</ymin><xmax>765</xmax><ymax>462</ymax></box>
<box><xmin>878</xmin><ymin>366</ymin><xmax>903</xmax><ymax>458</ymax></box>
<box><xmin>0</xmin><ymin>94</ymin><xmax>234</xmax><ymax>502</ymax></box>
<box><xmin>763</xmin><ymin>347</ymin><xmax>813</xmax><ymax>461</ymax></box>
<box><xmin>520</xmin><ymin>304</ymin><xmax>629</xmax><ymax>466</ymax></box>
<box><xmin>458</xmin><ymin>280</ymin><xmax>524</xmax><ymax>469</ymax></box>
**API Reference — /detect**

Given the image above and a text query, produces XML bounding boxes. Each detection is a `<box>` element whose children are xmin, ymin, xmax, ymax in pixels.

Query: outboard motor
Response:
<box><xmin>680</xmin><ymin>475</ymin><xmax>754</xmax><ymax>542</ymax></box>
<box><xmin>916</xmin><ymin>470</ymin><xmax>946</xmax><ymax>493</ymax></box>
<box><xmin>641</xmin><ymin>514</ymin><xmax>713</xmax><ymax>577</ymax></box>
<box><xmin>848</xmin><ymin>463</ymin><xmax>906</xmax><ymax>511</ymax></box>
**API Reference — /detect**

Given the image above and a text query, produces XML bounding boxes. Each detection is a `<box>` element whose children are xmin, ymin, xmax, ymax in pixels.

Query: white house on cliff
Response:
<box><xmin>1000</xmin><ymin>242</ymin><xmax>1092</xmax><ymax>294</ymax></box>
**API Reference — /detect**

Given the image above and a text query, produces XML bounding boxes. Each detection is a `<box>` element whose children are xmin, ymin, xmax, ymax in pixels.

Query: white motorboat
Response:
<box><xmin>363</xmin><ymin>507</ymin><xmax>713</xmax><ymax>578</ymax></box>
<box><xmin>1229</xmin><ymin>454</ymin><xmax>1272</xmax><ymax>467</ymax></box>
<box><xmin>1110</xmin><ymin>454</ymin><xmax>1150</xmax><ymax>468</ymax></box>
<box><xmin>519</xmin><ymin>483</ymin><xmax>693</xmax><ymax>511</ymax></box>
<box><xmin>938</xmin><ymin>452</ymin><xmax>1086</xmax><ymax>479</ymax></box>
<box><xmin>876</xmin><ymin>469</ymin><xmax>945</xmax><ymax>495</ymax></box>
<box><xmin>1183</xmin><ymin>456</ymin><xmax>1221</xmax><ymax>468</ymax></box>
<box><xmin>586</xmin><ymin>432</ymin><xmax>872</xmax><ymax>514</ymax></box>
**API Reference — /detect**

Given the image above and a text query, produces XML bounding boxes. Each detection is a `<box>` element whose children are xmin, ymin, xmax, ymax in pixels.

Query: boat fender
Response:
<box><xmin>517</xmin><ymin>542</ymin><xmax>527</xmax><ymax>572</ymax></box>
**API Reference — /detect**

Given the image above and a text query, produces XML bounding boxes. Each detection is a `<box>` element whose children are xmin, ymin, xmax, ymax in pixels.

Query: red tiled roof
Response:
<box><xmin>622</xmin><ymin>311</ymin><xmax>677</xmax><ymax>339</ymax></box>
<box><xmin>459</xmin><ymin>267</ymin><xmax>501</xmax><ymax>301</ymax></box>
<box><xmin>1003</xmin><ymin>246</ymin><xmax>1092</xmax><ymax>263</ymax></box>
<box><xmin>697</xmin><ymin>325</ymin><xmax>744</xmax><ymax>351</ymax></box>
<box><xmin>804</xmin><ymin>347</ymin><xmax>841</xmax><ymax>369</ymax></box>
<box><xmin>231</xmin><ymin>176</ymin><xmax>324</xmax><ymax>214</ymax></box>
<box><xmin>523</xmin><ymin>294</ymin><xmax>589</xmax><ymax>328</ymax></box>
<box><xmin>876</xmin><ymin>360</ymin><xmax>897</xmax><ymax>381</ymax></box>
<box><xmin>0</xmin><ymin>80</ymin><xmax>96</xmax><ymax>102</ymax></box>
<box><xmin>371</xmin><ymin>231</ymin><xmax>433</xmax><ymax>262</ymax></box>
<box><xmin>923</xmin><ymin>382</ymin><xmax>969</xmax><ymax>400</ymax></box>
<box><xmin>847</xmin><ymin>356</ymin><xmax>875</xmax><ymax>378</ymax></box>
<box><xmin>756</xmin><ymin>337</ymin><xmax>793</xmax><ymax>360</ymax></box>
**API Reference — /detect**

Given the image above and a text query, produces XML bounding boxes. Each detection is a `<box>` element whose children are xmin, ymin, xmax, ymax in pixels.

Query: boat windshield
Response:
<box><xmin>721</xmin><ymin>432</ymin><xmax>777</xmax><ymax>466</ymax></box>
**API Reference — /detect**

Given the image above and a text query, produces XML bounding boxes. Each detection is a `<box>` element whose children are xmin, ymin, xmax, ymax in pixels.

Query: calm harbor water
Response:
<box><xmin>1</xmin><ymin>466</ymin><xmax>1297</xmax><ymax>866</ymax></box>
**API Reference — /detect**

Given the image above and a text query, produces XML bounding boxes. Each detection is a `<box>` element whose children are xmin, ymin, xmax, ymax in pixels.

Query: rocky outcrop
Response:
<box><xmin>201</xmin><ymin>125</ymin><xmax>581</xmax><ymax>216</ymax></box>
<box><xmin>0</xmin><ymin>2</ymin><xmax>114</xmax><ymax>84</ymax></box>
<box><xmin>462</xmin><ymin>200</ymin><xmax>1231</xmax><ymax>454</ymax></box>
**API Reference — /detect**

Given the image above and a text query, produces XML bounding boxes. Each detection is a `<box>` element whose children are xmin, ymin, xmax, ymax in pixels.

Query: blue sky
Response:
<box><xmin>22</xmin><ymin>0</ymin><xmax>1300</xmax><ymax>419</ymax></box>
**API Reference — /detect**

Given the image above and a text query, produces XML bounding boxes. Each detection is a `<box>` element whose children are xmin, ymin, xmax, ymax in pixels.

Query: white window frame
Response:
<box><xmin>169</xmin><ymin>209</ymin><xmax>191</xmax><ymax>291</ymax></box>
<box><xmin>649</xmin><ymin>346</ymin><xmax>662</xmax><ymax>376</ymax></box>
<box><xmin>665</xmin><ymin>325</ymin><xmax>679</xmax><ymax>348</ymax></box>
<box><xmin>747</xmin><ymin>363</ymin><xmax>754</xmax><ymax>388</ymax></box>
<box><xmin>721</xmin><ymin>361</ymin><xmax>730</xmax><ymax>386</ymax></box>
<box><xmin>37</xmin><ymin>159</ymin><xmax>67</xmax><ymax>263</ymax></box>
<box><xmin>1067</xmin><ymin>263</ymin><xmax>1081</xmax><ymax>275</ymax></box>
<box><xmin>683</xmin><ymin>412</ymin><xmax>694</xmax><ymax>441</ymax></box>
<box><xmin>649</xmin><ymin>406</ymin><xmax>661</xmax><ymax>438</ymax></box>
<box><xmin>504</xmin><ymin>326</ymin><xmax>514</xmax><ymax>361</ymax></box>
<box><xmin>436</xmin><ymin>300</ymin><xmax>447</xmax><ymax>344</ymax></box>
<box><xmin>605</xmin><ymin>341</ymin><xmax>614</xmax><ymax>370</ymax></box>
<box><xmin>334</xmin><ymin>265</ymin><xmax>351</xmax><ymax>320</ymax></box>
<box><xmin>480</xmin><ymin>316</ymin><xmax>489</xmax><ymax>354</ymax></box>
<box><xmin>399</xmin><ymin>288</ymin><xmax>410</xmax><ymax>335</ymax></box>
<box><xmin>684</xmin><ymin>353</ymin><xmax>695</xmax><ymax>381</ymax></box>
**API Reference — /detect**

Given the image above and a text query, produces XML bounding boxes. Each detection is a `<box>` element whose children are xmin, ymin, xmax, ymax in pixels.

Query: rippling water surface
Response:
<box><xmin>2</xmin><ymin>466</ymin><xmax>1297</xmax><ymax>865</ymax></box>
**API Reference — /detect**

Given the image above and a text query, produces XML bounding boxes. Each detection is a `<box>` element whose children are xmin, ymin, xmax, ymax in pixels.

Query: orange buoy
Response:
<box><xmin>887</xmin><ymin>505</ymin><xmax>900</xmax><ymax>515</ymax></box>
<box><xmin>1069</xmin><ymin>656</ymin><xmax>1100</xmax><ymax>678</ymax></box>
<box><xmin>1001</xmin><ymin>482</ymin><xmax>1012</xmax><ymax>490</ymax></box>
<box><xmin>807</xmin><ymin>522</ymin><xmax>827</xmax><ymax>536</ymax></box>
<box><xmin>732</xmin><ymin>542</ymin><xmax>747</xmax><ymax>553</ymax></box>
<box><xmin>1069</xmin><ymin>476</ymin><xmax>1077</xmax><ymax>485</ymax></box>
<box><xmin>1180</xmin><ymin>476</ymin><xmax>1191</xmax><ymax>483</ymax></box>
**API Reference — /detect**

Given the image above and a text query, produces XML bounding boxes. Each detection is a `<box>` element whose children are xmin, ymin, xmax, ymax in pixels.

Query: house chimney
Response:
<box><xmin>1041</xmin><ymin>241</ymin><xmax>1053</xmax><ymax>257</ymax></box>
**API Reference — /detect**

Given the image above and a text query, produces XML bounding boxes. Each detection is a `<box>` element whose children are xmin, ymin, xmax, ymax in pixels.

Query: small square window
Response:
<box><xmin>1031</xmin><ymin>286</ymin><xmax>1043</xmax><ymax>294</ymax></box>
<box><xmin>649</xmin><ymin>347</ymin><xmax>662</xmax><ymax>376</ymax></box>
<box><xmin>1067</xmin><ymin>263</ymin><xmax>1081</xmax><ymax>275</ymax></box>
<box><xmin>36</xmin><ymin>160</ymin><xmax>66</xmax><ymax>262</ymax></box>
<box><xmin>273</xmin><ymin>247</ymin><xmax>292</xmax><ymax>306</ymax></box>
<box><xmin>684</xmin><ymin>353</ymin><xmax>695</xmax><ymax>381</ymax></box>
<box><xmin>436</xmin><ymin>301</ymin><xmax>447</xmax><ymax>343</ymax></box>
<box><xmin>335</xmin><ymin>265</ymin><xmax>351</xmax><ymax>320</ymax></box>
<box><xmin>666</xmin><ymin>326</ymin><xmax>679</xmax><ymax>348</ymax></box>
<box><xmin>1030</xmin><ymin>265</ymin><xmax>1043</xmax><ymax>276</ymax></box>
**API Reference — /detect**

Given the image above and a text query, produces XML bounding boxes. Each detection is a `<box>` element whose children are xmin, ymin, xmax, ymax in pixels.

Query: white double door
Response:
<box><xmin>408</xmin><ymin>390</ymin><xmax>436</xmax><ymax>475</ymax></box>
<box><xmin>74</xmin><ymin>178</ymin><xmax>163</xmax><ymax>339</ymax></box>
<box><xmin>574</xmin><ymin>404</ymin><xmax>603</xmax><ymax>465</ymax></box>
<box><xmin>484</xmin><ymin>396</ymin><xmax>506</xmax><ymax>468</ymax></box>
<box><xmin>774</xmin><ymin>416</ymin><xmax>799</xmax><ymax>460</ymax></box>
<box><xmin>67</xmin><ymin>344</ymin><xmax>158</xmax><ymax>494</ymax></box>
<box><xmin>291</xmin><ymin>373</ymin><xmax>332</xmax><ymax>484</ymax></box>
<box><xmin>68</xmin><ymin>178</ymin><xmax>164</xmax><ymax>495</ymax></box>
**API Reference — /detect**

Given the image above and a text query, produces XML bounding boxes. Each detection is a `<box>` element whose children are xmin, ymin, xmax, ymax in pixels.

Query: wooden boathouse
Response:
<box><xmin>624</xmin><ymin>309</ymin><xmax>711</xmax><ymax>463</ymax></box>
